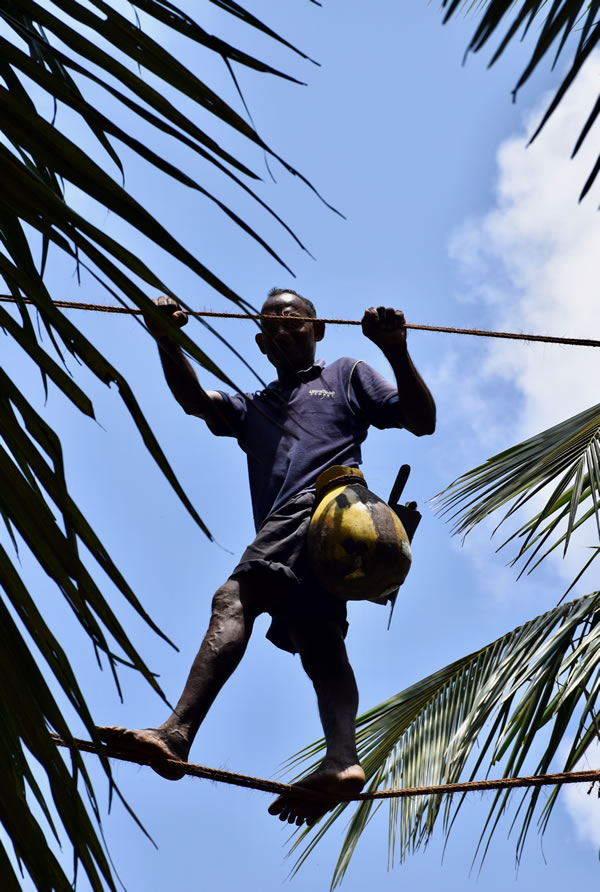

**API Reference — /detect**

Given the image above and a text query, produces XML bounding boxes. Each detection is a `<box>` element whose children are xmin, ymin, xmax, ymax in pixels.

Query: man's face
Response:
<box><xmin>255</xmin><ymin>292</ymin><xmax>324</xmax><ymax>374</ymax></box>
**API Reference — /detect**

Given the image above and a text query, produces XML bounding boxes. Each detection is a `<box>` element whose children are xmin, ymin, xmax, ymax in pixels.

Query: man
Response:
<box><xmin>100</xmin><ymin>288</ymin><xmax>436</xmax><ymax>826</ymax></box>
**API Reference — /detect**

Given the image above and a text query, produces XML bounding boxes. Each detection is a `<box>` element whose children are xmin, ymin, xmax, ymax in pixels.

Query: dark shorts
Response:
<box><xmin>231</xmin><ymin>491</ymin><xmax>348</xmax><ymax>654</ymax></box>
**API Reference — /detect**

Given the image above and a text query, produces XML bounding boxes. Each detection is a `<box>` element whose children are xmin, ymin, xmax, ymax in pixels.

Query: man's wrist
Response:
<box><xmin>156</xmin><ymin>335</ymin><xmax>183</xmax><ymax>357</ymax></box>
<box><xmin>380</xmin><ymin>339</ymin><xmax>408</xmax><ymax>359</ymax></box>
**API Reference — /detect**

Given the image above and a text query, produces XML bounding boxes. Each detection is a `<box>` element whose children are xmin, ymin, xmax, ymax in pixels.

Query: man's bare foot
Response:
<box><xmin>268</xmin><ymin>761</ymin><xmax>366</xmax><ymax>827</ymax></box>
<box><xmin>97</xmin><ymin>726</ymin><xmax>188</xmax><ymax>781</ymax></box>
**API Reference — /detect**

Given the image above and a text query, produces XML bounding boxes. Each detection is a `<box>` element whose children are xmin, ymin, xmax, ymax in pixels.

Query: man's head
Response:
<box><xmin>264</xmin><ymin>287</ymin><xmax>318</xmax><ymax>319</ymax></box>
<box><xmin>255</xmin><ymin>288</ymin><xmax>325</xmax><ymax>375</ymax></box>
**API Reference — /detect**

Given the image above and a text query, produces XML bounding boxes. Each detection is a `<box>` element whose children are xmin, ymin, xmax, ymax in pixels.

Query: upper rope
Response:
<box><xmin>1</xmin><ymin>295</ymin><xmax>599</xmax><ymax>349</ymax></box>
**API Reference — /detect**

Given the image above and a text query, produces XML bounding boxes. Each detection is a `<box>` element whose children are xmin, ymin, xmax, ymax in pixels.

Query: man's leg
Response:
<box><xmin>98</xmin><ymin>577</ymin><xmax>262</xmax><ymax>778</ymax></box>
<box><xmin>268</xmin><ymin>619</ymin><xmax>366</xmax><ymax>825</ymax></box>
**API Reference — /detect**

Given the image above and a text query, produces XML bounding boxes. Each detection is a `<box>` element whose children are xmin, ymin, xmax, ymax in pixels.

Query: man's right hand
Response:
<box><xmin>145</xmin><ymin>295</ymin><xmax>188</xmax><ymax>339</ymax></box>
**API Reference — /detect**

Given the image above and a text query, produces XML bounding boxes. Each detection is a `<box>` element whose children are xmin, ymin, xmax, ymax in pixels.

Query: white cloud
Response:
<box><xmin>450</xmin><ymin>54</ymin><xmax>600</xmax><ymax>435</ymax></box>
<box><xmin>447</xmin><ymin>56</ymin><xmax>600</xmax><ymax>847</ymax></box>
<box><xmin>447</xmin><ymin>53</ymin><xmax>600</xmax><ymax>588</ymax></box>
<box><xmin>562</xmin><ymin>740</ymin><xmax>600</xmax><ymax>848</ymax></box>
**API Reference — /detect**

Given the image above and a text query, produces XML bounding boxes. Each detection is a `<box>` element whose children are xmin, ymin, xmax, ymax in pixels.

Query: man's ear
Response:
<box><xmin>313</xmin><ymin>320</ymin><xmax>325</xmax><ymax>342</ymax></box>
<box><xmin>255</xmin><ymin>332</ymin><xmax>266</xmax><ymax>354</ymax></box>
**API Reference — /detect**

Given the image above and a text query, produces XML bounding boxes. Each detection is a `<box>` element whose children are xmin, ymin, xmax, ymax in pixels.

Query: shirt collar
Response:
<box><xmin>270</xmin><ymin>359</ymin><xmax>324</xmax><ymax>390</ymax></box>
<box><xmin>298</xmin><ymin>359</ymin><xmax>325</xmax><ymax>380</ymax></box>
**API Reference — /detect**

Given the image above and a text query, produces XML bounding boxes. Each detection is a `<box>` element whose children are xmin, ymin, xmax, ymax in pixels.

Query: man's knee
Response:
<box><xmin>290</xmin><ymin>620</ymin><xmax>349</xmax><ymax>673</ymax></box>
<box><xmin>211</xmin><ymin>580</ymin><xmax>243</xmax><ymax>618</ymax></box>
<box><xmin>211</xmin><ymin>578</ymin><xmax>264</xmax><ymax>621</ymax></box>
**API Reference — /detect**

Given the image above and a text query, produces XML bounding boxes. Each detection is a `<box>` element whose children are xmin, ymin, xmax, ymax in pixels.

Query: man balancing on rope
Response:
<box><xmin>99</xmin><ymin>288</ymin><xmax>436</xmax><ymax>826</ymax></box>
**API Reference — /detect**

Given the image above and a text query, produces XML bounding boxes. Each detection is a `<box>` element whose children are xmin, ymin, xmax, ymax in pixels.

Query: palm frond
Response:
<box><xmin>443</xmin><ymin>1</ymin><xmax>600</xmax><ymax>202</ymax></box>
<box><xmin>288</xmin><ymin>592</ymin><xmax>600</xmax><ymax>887</ymax></box>
<box><xmin>0</xmin><ymin>2</ymin><xmax>316</xmax><ymax>886</ymax></box>
<box><xmin>435</xmin><ymin>402</ymin><xmax>600</xmax><ymax>581</ymax></box>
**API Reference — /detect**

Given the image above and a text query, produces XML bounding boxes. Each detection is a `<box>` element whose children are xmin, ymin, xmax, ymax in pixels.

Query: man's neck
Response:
<box><xmin>275</xmin><ymin>358</ymin><xmax>317</xmax><ymax>386</ymax></box>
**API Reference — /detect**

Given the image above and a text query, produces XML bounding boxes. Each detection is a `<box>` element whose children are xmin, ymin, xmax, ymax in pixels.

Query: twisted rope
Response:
<box><xmin>1</xmin><ymin>295</ymin><xmax>599</xmax><ymax>348</ymax></box>
<box><xmin>51</xmin><ymin>734</ymin><xmax>600</xmax><ymax>801</ymax></box>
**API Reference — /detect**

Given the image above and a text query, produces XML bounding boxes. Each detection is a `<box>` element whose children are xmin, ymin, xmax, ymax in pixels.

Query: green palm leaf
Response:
<box><xmin>444</xmin><ymin>1</ymin><xmax>600</xmax><ymax>201</ymax></box>
<box><xmin>435</xmin><ymin>403</ymin><xmax>600</xmax><ymax>585</ymax></box>
<box><xmin>0</xmin><ymin>2</ymin><xmax>318</xmax><ymax>886</ymax></box>
<box><xmin>288</xmin><ymin>592</ymin><xmax>600</xmax><ymax>888</ymax></box>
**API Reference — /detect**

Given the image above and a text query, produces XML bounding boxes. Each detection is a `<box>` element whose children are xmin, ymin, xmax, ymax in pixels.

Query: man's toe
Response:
<box><xmin>268</xmin><ymin>796</ymin><xmax>285</xmax><ymax>816</ymax></box>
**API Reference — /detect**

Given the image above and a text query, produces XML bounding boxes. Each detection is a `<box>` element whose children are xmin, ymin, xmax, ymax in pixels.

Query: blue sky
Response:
<box><xmin>2</xmin><ymin>1</ymin><xmax>600</xmax><ymax>889</ymax></box>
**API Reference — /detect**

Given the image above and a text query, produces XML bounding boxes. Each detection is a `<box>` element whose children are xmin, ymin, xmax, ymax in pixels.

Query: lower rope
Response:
<box><xmin>51</xmin><ymin>733</ymin><xmax>600</xmax><ymax>801</ymax></box>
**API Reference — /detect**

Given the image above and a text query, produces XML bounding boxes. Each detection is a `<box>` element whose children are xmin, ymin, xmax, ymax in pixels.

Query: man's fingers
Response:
<box><xmin>364</xmin><ymin>307</ymin><xmax>405</xmax><ymax>328</ymax></box>
<box><xmin>390</xmin><ymin>309</ymin><xmax>405</xmax><ymax>328</ymax></box>
<box><xmin>361</xmin><ymin>306</ymin><xmax>407</xmax><ymax>346</ymax></box>
<box><xmin>145</xmin><ymin>296</ymin><xmax>188</xmax><ymax>336</ymax></box>
<box><xmin>376</xmin><ymin>307</ymin><xmax>404</xmax><ymax>328</ymax></box>
<box><xmin>171</xmin><ymin>310</ymin><xmax>188</xmax><ymax>328</ymax></box>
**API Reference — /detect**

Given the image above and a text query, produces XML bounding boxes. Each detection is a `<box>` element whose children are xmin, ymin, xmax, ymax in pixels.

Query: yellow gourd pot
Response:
<box><xmin>307</xmin><ymin>466</ymin><xmax>412</xmax><ymax>601</ymax></box>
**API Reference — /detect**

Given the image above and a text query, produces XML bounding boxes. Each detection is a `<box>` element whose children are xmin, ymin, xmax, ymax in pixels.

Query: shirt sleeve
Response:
<box><xmin>203</xmin><ymin>391</ymin><xmax>248</xmax><ymax>439</ymax></box>
<box><xmin>347</xmin><ymin>359</ymin><xmax>404</xmax><ymax>430</ymax></box>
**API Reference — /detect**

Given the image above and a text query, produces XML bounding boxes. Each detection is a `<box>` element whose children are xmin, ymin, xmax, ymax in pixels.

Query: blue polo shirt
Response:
<box><xmin>210</xmin><ymin>358</ymin><xmax>402</xmax><ymax>529</ymax></box>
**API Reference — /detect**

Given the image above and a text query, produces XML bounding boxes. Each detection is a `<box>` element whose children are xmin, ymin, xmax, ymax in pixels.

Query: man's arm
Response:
<box><xmin>145</xmin><ymin>296</ymin><xmax>227</xmax><ymax>427</ymax></box>
<box><xmin>362</xmin><ymin>306</ymin><xmax>436</xmax><ymax>436</ymax></box>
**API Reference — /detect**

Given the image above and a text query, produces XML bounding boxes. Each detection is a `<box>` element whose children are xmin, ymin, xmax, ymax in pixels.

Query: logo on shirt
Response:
<box><xmin>309</xmin><ymin>388</ymin><xmax>336</xmax><ymax>399</ymax></box>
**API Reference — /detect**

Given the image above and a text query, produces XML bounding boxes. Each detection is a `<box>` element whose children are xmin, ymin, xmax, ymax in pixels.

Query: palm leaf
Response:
<box><xmin>444</xmin><ymin>1</ymin><xmax>600</xmax><ymax>201</ymax></box>
<box><xmin>288</xmin><ymin>592</ymin><xmax>600</xmax><ymax>887</ymax></box>
<box><xmin>435</xmin><ymin>402</ymin><xmax>600</xmax><ymax>581</ymax></box>
<box><xmin>0</xmin><ymin>2</ymin><xmax>318</xmax><ymax>886</ymax></box>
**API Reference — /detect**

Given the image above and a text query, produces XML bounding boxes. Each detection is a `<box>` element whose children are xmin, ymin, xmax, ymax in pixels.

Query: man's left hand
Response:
<box><xmin>361</xmin><ymin>306</ymin><xmax>407</xmax><ymax>349</ymax></box>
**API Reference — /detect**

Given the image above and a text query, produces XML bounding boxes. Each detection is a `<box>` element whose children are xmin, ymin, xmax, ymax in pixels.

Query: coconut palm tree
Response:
<box><xmin>1</xmin><ymin>1</ymin><xmax>597</xmax><ymax>889</ymax></box>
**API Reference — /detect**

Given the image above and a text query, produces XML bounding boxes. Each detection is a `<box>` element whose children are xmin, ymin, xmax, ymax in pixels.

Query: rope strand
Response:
<box><xmin>51</xmin><ymin>733</ymin><xmax>600</xmax><ymax>801</ymax></box>
<box><xmin>1</xmin><ymin>295</ymin><xmax>599</xmax><ymax>348</ymax></box>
